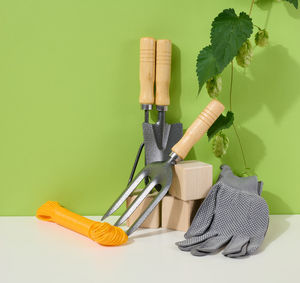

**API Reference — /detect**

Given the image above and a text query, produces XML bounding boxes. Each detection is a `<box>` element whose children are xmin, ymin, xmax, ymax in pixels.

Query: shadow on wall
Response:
<box><xmin>220</xmin><ymin>126</ymin><xmax>266</xmax><ymax>176</ymax></box>
<box><xmin>219</xmin><ymin>44</ymin><xmax>300</xmax><ymax>174</ymax></box>
<box><xmin>263</xmin><ymin>190</ymin><xmax>293</xmax><ymax>213</ymax></box>
<box><xmin>284</xmin><ymin>1</ymin><xmax>300</xmax><ymax>19</ymax></box>
<box><xmin>168</xmin><ymin>44</ymin><xmax>182</xmax><ymax>123</ymax></box>
<box><xmin>234</xmin><ymin>45</ymin><xmax>300</xmax><ymax>125</ymax></box>
<box><xmin>150</xmin><ymin>43</ymin><xmax>182</xmax><ymax>124</ymax></box>
<box><xmin>256</xmin><ymin>0</ymin><xmax>300</xmax><ymax>19</ymax></box>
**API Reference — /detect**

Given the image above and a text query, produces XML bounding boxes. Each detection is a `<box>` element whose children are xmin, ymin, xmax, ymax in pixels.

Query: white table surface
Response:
<box><xmin>1</xmin><ymin>215</ymin><xmax>299</xmax><ymax>283</ymax></box>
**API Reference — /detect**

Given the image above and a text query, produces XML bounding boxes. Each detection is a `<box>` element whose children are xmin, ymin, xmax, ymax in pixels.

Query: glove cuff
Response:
<box><xmin>218</xmin><ymin>165</ymin><xmax>263</xmax><ymax>195</ymax></box>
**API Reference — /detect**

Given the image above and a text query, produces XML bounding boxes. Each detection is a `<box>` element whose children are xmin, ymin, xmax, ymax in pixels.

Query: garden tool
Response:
<box><xmin>37</xmin><ymin>201</ymin><xmax>128</xmax><ymax>246</ymax></box>
<box><xmin>102</xmin><ymin>99</ymin><xmax>225</xmax><ymax>236</ymax></box>
<box><xmin>176</xmin><ymin>165</ymin><xmax>269</xmax><ymax>258</ymax></box>
<box><xmin>128</xmin><ymin>38</ymin><xmax>183</xmax><ymax>184</ymax></box>
<box><xmin>143</xmin><ymin>39</ymin><xmax>183</xmax><ymax>165</ymax></box>
<box><xmin>127</xmin><ymin>37</ymin><xmax>156</xmax><ymax>184</ymax></box>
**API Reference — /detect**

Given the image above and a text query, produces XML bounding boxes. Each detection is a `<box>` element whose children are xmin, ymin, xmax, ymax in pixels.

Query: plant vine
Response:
<box><xmin>196</xmin><ymin>0</ymin><xmax>298</xmax><ymax>176</ymax></box>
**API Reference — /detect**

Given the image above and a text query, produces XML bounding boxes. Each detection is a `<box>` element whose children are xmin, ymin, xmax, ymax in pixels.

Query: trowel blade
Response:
<box><xmin>143</xmin><ymin>122</ymin><xmax>183</xmax><ymax>165</ymax></box>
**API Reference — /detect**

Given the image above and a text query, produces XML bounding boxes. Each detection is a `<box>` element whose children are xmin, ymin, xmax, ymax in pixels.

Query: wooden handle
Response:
<box><xmin>139</xmin><ymin>37</ymin><xmax>156</xmax><ymax>105</ymax></box>
<box><xmin>155</xmin><ymin>39</ymin><xmax>172</xmax><ymax>106</ymax></box>
<box><xmin>172</xmin><ymin>99</ymin><xmax>225</xmax><ymax>159</ymax></box>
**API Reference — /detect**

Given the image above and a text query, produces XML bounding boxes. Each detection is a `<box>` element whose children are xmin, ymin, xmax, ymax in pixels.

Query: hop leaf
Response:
<box><xmin>211</xmin><ymin>9</ymin><xmax>253</xmax><ymax>72</ymax></box>
<box><xmin>255</xmin><ymin>29</ymin><xmax>269</xmax><ymax>47</ymax></box>
<box><xmin>196</xmin><ymin>46</ymin><xmax>219</xmax><ymax>94</ymax></box>
<box><xmin>236</xmin><ymin>40</ymin><xmax>253</xmax><ymax>68</ymax></box>
<box><xmin>212</xmin><ymin>131</ymin><xmax>229</xmax><ymax>158</ymax></box>
<box><xmin>206</xmin><ymin>75</ymin><xmax>222</xmax><ymax>98</ymax></box>
<box><xmin>207</xmin><ymin>111</ymin><xmax>234</xmax><ymax>140</ymax></box>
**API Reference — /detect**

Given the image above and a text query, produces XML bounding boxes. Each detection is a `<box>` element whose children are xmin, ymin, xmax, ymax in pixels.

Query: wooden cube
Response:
<box><xmin>169</xmin><ymin>160</ymin><xmax>212</xmax><ymax>201</ymax></box>
<box><xmin>126</xmin><ymin>192</ymin><xmax>161</xmax><ymax>228</ymax></box>
<box><xmin>161</xmin><ymin>195</ymin><xmax>203</xmax><ymax>232</ymax></box>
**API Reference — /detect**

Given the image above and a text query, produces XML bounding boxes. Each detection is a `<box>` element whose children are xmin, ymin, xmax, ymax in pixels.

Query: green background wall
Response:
<box><xmin>0</xmin><ymin>0</ymin><xmax>299</xmax><ymax>215</ymax></box>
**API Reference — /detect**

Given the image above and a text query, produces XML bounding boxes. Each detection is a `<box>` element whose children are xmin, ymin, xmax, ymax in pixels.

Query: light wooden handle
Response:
<box><xmin>139</xmin><ymin>37</ymin><xmax>156</xmax><ymax>105</ymax></box>
<box><xmin>155</xmin><ymin>39</ymin><xmax>172</xmax><ymax>106</ymax></box>
<box><xmin>172</xmin><ymin>99</ymin><xmax>225</xmax><ymax>159</ymax></box>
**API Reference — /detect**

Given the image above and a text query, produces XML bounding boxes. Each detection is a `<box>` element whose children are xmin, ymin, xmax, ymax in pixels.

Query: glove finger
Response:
<box><xmin>247</xmin><ymin>237</ymin><xmax>265</xmax><ymax>255</ymax></box>
<box><xmin>176</xmin><ymin>231</ymin><xmax>217</xmax><ymax>251</ymax></box>
<box><xmin>184</xmin><ymin>184</ymin><xmax>220</xmax><ymax>239</ymax></box>
<box><xmin>225</xmin><ymin>242</ymin><xmax>248</xmax><ymax>258</ymax></box>
<box><xmin>191</xmin><ymin>248</ymin><xmax>210</xmax><ymax>257</ymax></box>
<box><xmin>190</xmin><ymin>235</ymin><xmax>231</xmax><ymax>254</ymax></box>
<box><xmin>222</xmin><ymin>235</ymin><xmax>250</xmax><ymax>256</ymax></box>
<box><xmin>226</xmin><ymin>237</ymin><xmax>265</xmax><ymax>258</ymax></box>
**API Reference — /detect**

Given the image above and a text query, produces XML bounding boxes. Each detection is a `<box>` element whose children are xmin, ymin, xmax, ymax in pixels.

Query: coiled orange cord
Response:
<box><xmin>36</xmin><ymin>201</ymin><xmax>128</xmax><ymax>246</ymax></box>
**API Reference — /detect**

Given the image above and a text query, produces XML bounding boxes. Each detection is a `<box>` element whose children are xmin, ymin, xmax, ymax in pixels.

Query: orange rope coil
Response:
<box><xmin>36</xmin><ymin>201</ymin><xmax>128</xmax><ymax>246</ymax></box>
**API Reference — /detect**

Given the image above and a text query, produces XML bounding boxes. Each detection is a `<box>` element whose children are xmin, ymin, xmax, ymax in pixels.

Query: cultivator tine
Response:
<box><xmin>101</xmin><ymin>171</ymin><xmax>147</xmax><ymax>221</ymax></box>
<box><xmin>126</xmin><ymin>183</ymin><xmax>171</xmax><ymax>236</ymax></box>
<box><xmin>114</xmin><ymin>180</ymin><xmax>157</xmax><ymax>227</ymax></box>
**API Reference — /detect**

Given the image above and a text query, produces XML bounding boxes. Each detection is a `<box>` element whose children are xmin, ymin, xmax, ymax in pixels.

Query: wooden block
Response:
<box><xmin>169</xmin><ymin>160</ymin><xmax>212</xmax><ymax>201</ymax></box>
<box><xmin>161</xmin><ymin>195</ymin><xmax>202</xmax><ymax>232</ymax></box>
<box><xmin>126</xmin><ymin>192</ymin><xmax>161</xmax><ymax>228</ymax></box>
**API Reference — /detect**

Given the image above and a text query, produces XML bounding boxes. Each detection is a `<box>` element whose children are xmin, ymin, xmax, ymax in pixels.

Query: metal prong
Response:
<box><xmin>114</xmin><ymin>180</ymin><xmax>157</xmax><ymax>227</ymax></box>
<box><xmin>101</xmin><ymin>171</ymin><xmax>147</xmax><ymax>221</ymax></box>
<box><xmin>126</xmin><ymin>183</ymin><xmax>171</xmax><ymax>236</ymax></box>
<box><xmin>127</xmin><ymin>142</ymin><xmax>144</xmax><ymax>185</ymax></box>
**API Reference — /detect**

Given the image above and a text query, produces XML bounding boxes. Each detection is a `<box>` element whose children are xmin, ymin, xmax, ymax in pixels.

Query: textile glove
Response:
<box><xmin>175</xmin><ymin>165</ymin><xmax>269</xmax><ymax>258</ymax></box>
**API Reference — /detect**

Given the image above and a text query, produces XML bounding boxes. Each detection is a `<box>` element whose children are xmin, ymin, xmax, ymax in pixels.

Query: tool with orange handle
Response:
<box><xmin>102</xmin><ymin>99</ymin><xmax>225</xmax><ymax>235</ymax></box>
<box><xmin>37</xmin><ymin>201</ymin><xmax>128</xmax><ymax>246</ymax></box>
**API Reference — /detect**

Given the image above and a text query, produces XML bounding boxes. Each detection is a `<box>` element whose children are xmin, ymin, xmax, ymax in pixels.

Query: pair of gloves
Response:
<box><xmin>176</xmin><ymin>165</ymin><xmax>269</xmax><ymax>258</ymax></box>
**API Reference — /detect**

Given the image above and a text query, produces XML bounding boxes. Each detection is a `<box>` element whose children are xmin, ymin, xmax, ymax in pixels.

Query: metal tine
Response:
<box><xmin>127</xmin><ymin>142</ymin><xmax>144</xmax><ymax>185</ymax></box>
<box><xmin>126</xmin><ymin>183</ymin><xmax>171</xmax><ymax>236</ymax></box>
<box><xmin>114</xmin><ymin>180</ymin><xmax>157</xmax><ymax>227</ymax></box>
<box><xmin>101</xmin><ymin>170</ymin><xmax>147</xmax><ymax>221</ymax></box>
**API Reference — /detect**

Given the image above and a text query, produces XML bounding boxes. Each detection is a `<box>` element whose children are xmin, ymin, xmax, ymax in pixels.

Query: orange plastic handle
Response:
<box><xmin>36</xmin><ymin>201</ymin><xmax>128</xmax><ymax>246</ymax></box>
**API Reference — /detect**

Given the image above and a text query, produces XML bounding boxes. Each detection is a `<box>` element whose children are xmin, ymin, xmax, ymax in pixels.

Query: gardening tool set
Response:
<box><xmin>103</xmin><ymin>98</ymin><xmax>224</xmax><ymax>235</ymax></box>
<box><xmin>36</xmin><ymin>37</ymin><xmax>269</xmax><ymax>257</ymax></box>
<box><xmin>128</xmin><ymin>37</ymin><xmax>183</xmax><ymax>185</ymax></box>
<box><xmin>102</xmin><ymin>38</ymin><xmax>225</xmax><ymax>235</ymax></box>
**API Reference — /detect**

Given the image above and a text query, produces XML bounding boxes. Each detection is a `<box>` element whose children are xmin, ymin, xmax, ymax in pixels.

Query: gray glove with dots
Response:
<box><xmin>176</xmin><ymin>165</ymin><xmax>269</xmax><ymax>258</ymax></box>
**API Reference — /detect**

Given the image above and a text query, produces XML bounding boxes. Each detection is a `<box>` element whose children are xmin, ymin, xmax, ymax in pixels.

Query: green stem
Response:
<box><xmin>229</xmin><ymin>61</ymin><xmax>233</xmax><ymax>111</ymax></box>
<box><xmin>232</xmin><ymin>123</ymin><xmax>248</xmax><ymax>170</ymax></box>
<box><xmin>249</xmin><ymin>0</ymin><xmax>255</xmax><ymax>16</ymax></box>
<box><xmin>253</xmin><ymin>24</ymin><xmax>262</xmax><ymax>30</ymax></box>
<box><xmin>229</xmin><ymin>61</ymin><xmax>248</xmax><ymax>170</ymax></box>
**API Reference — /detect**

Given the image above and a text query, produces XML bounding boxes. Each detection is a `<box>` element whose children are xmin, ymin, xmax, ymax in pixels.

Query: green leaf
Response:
<box><xmin>196</xmin><ymin>45</ymin><xmax>219</xmax><ymax>94</ymax></box>
<box><xmin>207</xmin><ymin>111</ymin><xmax>234</xmax><ymax>140</ymax></box>
<box><xmin>210</xmin><ymin>9</ymin><xmax>253</xmax><ymax>72</ymax></box>
<box><xmin>284</xmin><ymin>0</ymin><xmax>298</xmax><ymax>9</ymax></box>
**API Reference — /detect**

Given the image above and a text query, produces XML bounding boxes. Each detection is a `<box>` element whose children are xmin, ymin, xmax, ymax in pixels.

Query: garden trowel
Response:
<box><xmin>143</xmin><ymin>39</ymin><xmax>183</xmax><ymax>165</ymax></box>
<box><xmin>128</xmin><ymin>38</ymin><xmax>182</xmax><ymax>184</ymax></box>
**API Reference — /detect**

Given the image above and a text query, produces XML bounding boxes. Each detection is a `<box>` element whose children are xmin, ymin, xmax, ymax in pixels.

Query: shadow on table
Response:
<box><xmin>259</xmin><ymin>215</ymin><xmax>290</xmax><ymax>253</ymax></box>
<box><xmin>129</xmin><ymin>228</ymin><xmax>172</xmax><ymax>241</ymax></box>
<box><xmin>258</xmin><ymin>191</ymin><xmax>291</xmax><ymax>253</ymax></box>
